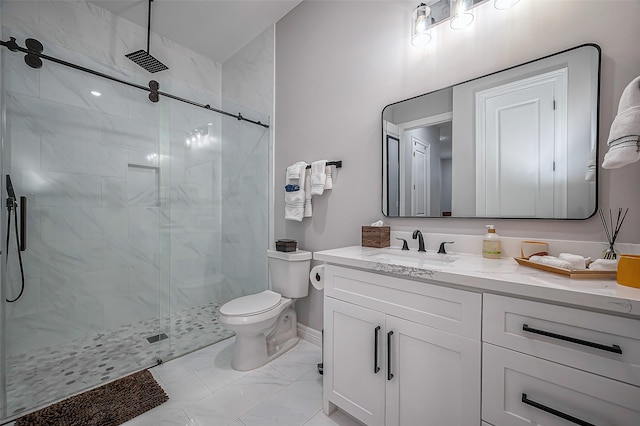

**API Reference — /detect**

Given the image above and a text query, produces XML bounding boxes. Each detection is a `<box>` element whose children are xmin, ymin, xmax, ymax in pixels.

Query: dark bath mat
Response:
<box><xmin>15</xmin><ymin>369</ymin><xmax>168</xmax><ymax>426</ymax></box>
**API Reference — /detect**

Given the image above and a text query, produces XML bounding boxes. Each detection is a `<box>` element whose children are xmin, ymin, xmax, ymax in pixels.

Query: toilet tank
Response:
<box><xmin>267</xmin><ymin>249</ymin><xmax>312</xmax><ymax>298</ymax></box>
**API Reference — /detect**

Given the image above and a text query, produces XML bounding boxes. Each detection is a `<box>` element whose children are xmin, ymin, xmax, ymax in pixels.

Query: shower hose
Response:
<box><xmin>5</xmin><ymin>199</ymin><xmax>25</xmax><ymax>303</ymax></box>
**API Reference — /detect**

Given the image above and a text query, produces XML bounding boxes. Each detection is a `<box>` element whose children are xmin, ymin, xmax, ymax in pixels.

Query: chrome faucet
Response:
<box><xmin>412</xmin><ymin>230</ymin><xmax>426</xmax><ymax>252</ymax></box>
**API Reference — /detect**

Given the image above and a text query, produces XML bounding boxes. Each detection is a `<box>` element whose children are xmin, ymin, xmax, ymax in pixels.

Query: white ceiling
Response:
<box><xmin>90</xmin><ymin>0</ymin><xmax>302</xmax><ymax>63</ymax></box>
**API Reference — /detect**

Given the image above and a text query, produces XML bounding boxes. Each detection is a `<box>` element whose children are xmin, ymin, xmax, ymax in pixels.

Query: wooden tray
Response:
<box><xmin>514</xmin><ymin>257</ymin><xmax>616</xmax><ymax>279</ymax></box>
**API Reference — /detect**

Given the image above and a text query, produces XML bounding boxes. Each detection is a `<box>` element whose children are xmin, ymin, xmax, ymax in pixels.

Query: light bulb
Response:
<box><xmin>450</xmin><ymin>0</ymin><xmax>474</xmax><ymax>30</ymax></box>
<box><xmin>411</xmin><ymin>3</ymin><xmax>432</xmax><ymax>46</ymax></box>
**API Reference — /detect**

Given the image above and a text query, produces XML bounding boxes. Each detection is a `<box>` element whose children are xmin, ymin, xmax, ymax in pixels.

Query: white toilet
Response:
<box><xmin>219</xmin><ymin>249</ymin><xmax>312</xmax><ymax>371</ymax></box>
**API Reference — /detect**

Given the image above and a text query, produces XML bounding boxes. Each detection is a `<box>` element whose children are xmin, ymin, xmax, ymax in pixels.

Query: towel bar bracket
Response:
<box><xmin>305</xmin><ymin>160</ymin><xmax>342</xmax><ymax>169</ymax></box>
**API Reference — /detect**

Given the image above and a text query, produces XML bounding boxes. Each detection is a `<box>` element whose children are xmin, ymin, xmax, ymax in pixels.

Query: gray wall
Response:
<box><xmin>275</xmin><ymin>0</ymin><xmax>640</xmax><ymax>331</ymax></box>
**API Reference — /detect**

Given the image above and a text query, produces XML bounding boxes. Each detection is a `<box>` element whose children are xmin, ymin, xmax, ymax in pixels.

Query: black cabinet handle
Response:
<box><xmin>387</xmin><ymin>331</ymin><xmax>394</xmax><ymax>381</ymax></box>
<box><xmin>522</xmin><ymin>393</ymin><xmax>595</xmax><ymax>426</ymax></box>
<box><xmin>522</xmin><ymin>324</ymin><xmax>622</xmax><ymax>354</ymax></box>
<box><xmin>374</xmin><ymin>326</ymin><xmax>381</xmax><ymax>374</ymax></box>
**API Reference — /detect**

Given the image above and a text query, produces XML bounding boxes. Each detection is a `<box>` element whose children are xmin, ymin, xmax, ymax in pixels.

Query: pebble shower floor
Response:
<box><xmin>5</xmin><ymin>302</ymin><xmax>234</xmax><ymax>417</ymax></box>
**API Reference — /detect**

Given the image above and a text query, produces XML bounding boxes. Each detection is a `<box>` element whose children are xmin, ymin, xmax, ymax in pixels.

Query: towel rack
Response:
<box><xmin>305</xmin><ymin>161</ymin><xmax>342</xmax><ymax>169</ymax></box>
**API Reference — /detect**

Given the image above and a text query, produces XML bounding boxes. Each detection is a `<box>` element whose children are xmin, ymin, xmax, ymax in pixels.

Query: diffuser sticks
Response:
<box><xmin>599</xmin><ymin>208</ymin><xmax>629</xmax><ymax>259</ymax></box>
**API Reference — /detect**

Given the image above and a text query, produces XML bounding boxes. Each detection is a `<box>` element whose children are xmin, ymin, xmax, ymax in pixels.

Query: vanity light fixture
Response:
<box><xmin>494</xmin><ymin>0</ymin><xmax>520</xmax><ymax>10</ymax></box>
<box><xmin>450</xmin><ymin>0</ymin><xmax>474</xmax><ymax>30</ymax></box>
<box><xmin>411</xmin><ymin>3</ymin><xmax>432</xmax><ymax>46</ymax></box>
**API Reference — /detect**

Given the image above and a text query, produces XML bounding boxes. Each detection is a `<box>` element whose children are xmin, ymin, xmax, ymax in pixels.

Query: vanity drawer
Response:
<box><xmin>483</xmin><ymin>293</ymin><xmax>640</xmax><ymax>386</ymax></box>
<box><xmin>324</xmin><ymin>265</ymin><xmax>481</xmax><ymax>340</ymax></box>
<box><xmin>482</xmin><ymin>343</ymin><xmax>640</xmax><ymax>426</ymax></box>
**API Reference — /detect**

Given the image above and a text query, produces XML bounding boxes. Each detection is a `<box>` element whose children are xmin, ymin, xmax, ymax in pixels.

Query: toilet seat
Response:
<box><xmin>220</xmin><ymin>290</ymin><xmax>282</xmax><ymax>317</ymax></box>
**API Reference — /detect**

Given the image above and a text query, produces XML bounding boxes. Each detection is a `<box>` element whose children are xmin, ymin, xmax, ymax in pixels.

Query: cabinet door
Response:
<box><xmin>385</xmin><ymin>315</ymin><xmax>481</xmax><ymax>426</ymax></box>
<box><xmin>324</xmin><ymin>297</ymin><xmax>386</xmax><ymax>426</ymax></box>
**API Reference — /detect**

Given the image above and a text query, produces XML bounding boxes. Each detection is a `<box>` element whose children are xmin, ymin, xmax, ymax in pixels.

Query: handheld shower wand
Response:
<box><xmin>5</xmin><ymin>174</ymin><xmax>26</xmax><ymax>303</ymax></box>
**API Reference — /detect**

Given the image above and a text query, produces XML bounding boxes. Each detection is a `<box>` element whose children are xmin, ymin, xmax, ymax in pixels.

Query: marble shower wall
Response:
<box><xmin>0</xmin><ymin>0</ymin><xmax>236</xmax><ymax>357</ymax></box>
<box><xmin>220</xmin><ymin>27</ymin><xmax>274</xmax><ymax>301</ymax></box>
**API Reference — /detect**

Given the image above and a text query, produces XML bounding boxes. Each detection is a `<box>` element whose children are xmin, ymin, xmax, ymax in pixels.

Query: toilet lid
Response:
<box><xmin>220</xmin><ymin>290</ymin><xmax>281</xmax><ymax>316</ymax></box>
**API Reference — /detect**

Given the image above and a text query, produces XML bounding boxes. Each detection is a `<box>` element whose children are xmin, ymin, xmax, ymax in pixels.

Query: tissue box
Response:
<box><xmin>362</xmin><ymin>226</ymin><xmax>390</xmax><ymax>248</ymax></box>
<box><xmin>275</xmin><ymin>239</ymin><xmax>297</xmax><ymax>252</ymax></box>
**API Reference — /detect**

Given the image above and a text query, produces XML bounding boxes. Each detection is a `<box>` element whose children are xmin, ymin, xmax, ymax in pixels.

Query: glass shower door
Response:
<box><xmin>155</xmin><ymin>88</ymin><xmax>270</xmax><ymax>363</ymax></box>
<box><xmin>0</xmin><ymin>24</ymin><xmax>271</xmax><ymax>423</ymax></box>
<box><xmin>0</xmin><ymin>32</ymin><xmax>164</xmax><ymax>418</ymax></box>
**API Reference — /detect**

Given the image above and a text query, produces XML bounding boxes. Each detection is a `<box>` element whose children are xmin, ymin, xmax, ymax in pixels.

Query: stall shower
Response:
<box><xmin>0</xmin><ymin>0</ymin><xmax>271</xmax><ymax>420</ymax></box>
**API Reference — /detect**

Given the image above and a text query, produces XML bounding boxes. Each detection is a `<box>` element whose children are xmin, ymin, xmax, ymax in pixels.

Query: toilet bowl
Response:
<box><xmin>219</xmin><ymin>249</ymin><xmax>312</xmax><ymax>371</ymax></box>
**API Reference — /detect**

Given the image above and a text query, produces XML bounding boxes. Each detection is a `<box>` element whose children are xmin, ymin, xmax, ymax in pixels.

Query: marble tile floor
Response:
<box><xmin>5</xmin><ymin>302</ymin><xmax>234</xmax><ymax>418</ymax></box>
<box><xmin>119</xmin><ymin>337</ymin><xmax>364</xmax><ymax>426</ymax></box>
<box><xmin>4</xmin><ymin>337</ymin><xmax>364</xmax><ymax>426</ymax></box>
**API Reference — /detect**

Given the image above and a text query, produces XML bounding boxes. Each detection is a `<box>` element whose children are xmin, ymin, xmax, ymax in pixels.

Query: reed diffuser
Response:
<box><xmin>599</xmin><ymin>207</ymin><xmax>629</xmax><ymax>259</ymax></box>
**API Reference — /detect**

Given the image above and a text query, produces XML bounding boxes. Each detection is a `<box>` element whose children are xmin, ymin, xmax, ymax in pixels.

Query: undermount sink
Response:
<box><xmin>364</xmin><ymin>247</ymin><xmax>458</xmax><ymax>266</ymax></box>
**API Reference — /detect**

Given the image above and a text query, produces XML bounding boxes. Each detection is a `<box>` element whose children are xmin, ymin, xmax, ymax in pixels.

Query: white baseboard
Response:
<box><xmin>297</xmin><ymin>323</ymin><xmax>322</xmax><ymax>347</ymax></box>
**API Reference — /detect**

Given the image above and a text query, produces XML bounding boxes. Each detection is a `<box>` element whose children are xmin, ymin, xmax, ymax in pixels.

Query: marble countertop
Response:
<box><xmin>314</xmin><ymin>246</ymin><xmax>640</xmax><ymax>319</ymax></box>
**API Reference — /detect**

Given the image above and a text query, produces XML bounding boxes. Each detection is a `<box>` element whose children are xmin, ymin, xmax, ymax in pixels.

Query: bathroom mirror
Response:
<box><xmin>382</xmin><ymin>44</ymin><xmax>600</xmax><ymax>219</ymax></box>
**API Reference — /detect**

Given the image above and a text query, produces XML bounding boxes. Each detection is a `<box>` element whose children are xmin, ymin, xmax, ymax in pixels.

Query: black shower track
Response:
<box><xmin>0</xmin><ymin>36</ymin><xmax>269</xmax><ymax>129</ymax></box>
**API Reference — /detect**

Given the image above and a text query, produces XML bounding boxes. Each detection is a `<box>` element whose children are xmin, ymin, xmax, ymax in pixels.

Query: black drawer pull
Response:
<box><xmin>387</xmin><ymin>331</ymin><xmax>394</xmax><ymax>381</ymax></box>
<box><xmin>374</xmin><ymin>326</ymin><xmax>381</xmax><ymax>374</ymax></box>
<box><xmin>522</xmin><ymin>393</ymin><xmax>595</xmax><ymax>426</ymax></box>
<box><xmin>522</xmin><ymin>324</ymin><xmax>622</xmax><ymax>354</ymax></box>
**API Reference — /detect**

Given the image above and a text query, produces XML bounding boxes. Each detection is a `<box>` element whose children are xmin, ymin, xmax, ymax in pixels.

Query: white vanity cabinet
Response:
<box><xmin>323</xmin><ymin>265</ymin><xmax>482</xmax><ymax>426</ymax></box>
<box><xmin>316</xmin><ymin>246</ymin><xmax>640</xmax><ymax>426</ymax></box>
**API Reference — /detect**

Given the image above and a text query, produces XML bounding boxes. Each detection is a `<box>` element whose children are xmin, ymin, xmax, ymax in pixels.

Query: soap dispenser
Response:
<box><xmin>482</xmin><ymin>225</ymin><xmax>502</xmax><ymax>259</ymax></box>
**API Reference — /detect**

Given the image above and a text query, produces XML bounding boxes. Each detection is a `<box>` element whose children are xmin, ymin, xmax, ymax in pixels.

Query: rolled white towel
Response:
<box><xmin>602</xmin><ymin>136</ymin><xmax>640</xmax><ymax>169</ymax></box>
<box><xmin>602</xmin><ymin>75</ymin><xmax>640</xmax><ymax>169</ymax></box>
<box><xmin>310</xmin><ymin>160</ymin><xmax>327</xmax><ymax>195</ymax></box>
<box><xmin>607</xmin><ymin>76</ymin><xmax>640</xmax><ymax>142</ymax></box>
<box><xmin>558</xmin><ymin>253</ymin><xmax>588</xmax><ymax>270</ymax></box>
<box><xmin>528</xmin><ymin>255</ymin><xmax>574</xmax><ymax>270</ymax></box>
<box><xmin>325</xmin><ymin>165</ymin><xmax>333</xmax><ymax>190</ymax></box>
<box><xmin>588</xmin><ymin>258</ymin><xmax>618</xmax><ymax>271</ymax></box>
<box><xmin>286</xmin><ymin>163</ymin><xmax>303</xmax><ymax>180</ymax></box>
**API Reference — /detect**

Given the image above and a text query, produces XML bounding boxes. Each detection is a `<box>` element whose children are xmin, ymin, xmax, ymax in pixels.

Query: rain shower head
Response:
<box><xmin>126</xmin><ymin>49</ymin><xmax>168</xmax><ymax>73</ymax></box>
<box><xmin>126</xmin><ymin>0</ymin><xmax>168</xmax><ymax>73</ymax></box>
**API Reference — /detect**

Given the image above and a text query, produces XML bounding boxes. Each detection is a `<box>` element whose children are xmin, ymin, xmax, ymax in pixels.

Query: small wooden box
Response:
<box><xmin>361</xmin><ymin>226</ymin><xmax>390</xmax><ymax>248</ymax></box>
